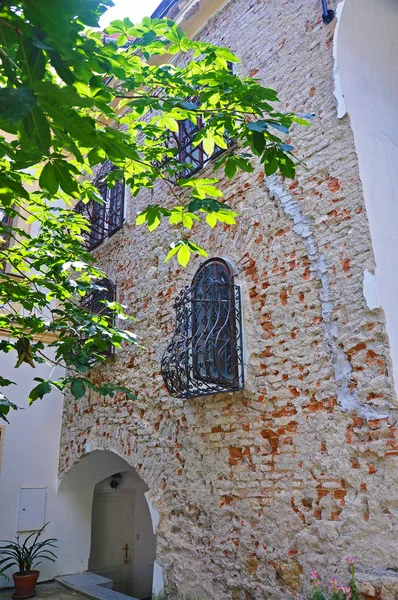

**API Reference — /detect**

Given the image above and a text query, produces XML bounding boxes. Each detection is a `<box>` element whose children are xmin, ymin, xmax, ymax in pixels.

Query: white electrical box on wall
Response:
<box><xmin>17</xmin><ymin>488</ymin><xmax>47</xmax><ymax>532</ymax></box>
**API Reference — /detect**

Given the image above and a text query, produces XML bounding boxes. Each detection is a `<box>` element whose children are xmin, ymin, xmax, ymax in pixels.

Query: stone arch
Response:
<box><xmin>56</xmin><ymin>449</ymin><xmax>164</xmax><ymax>598</ymax></box>
<box><xmin>336</xmin><ymin>0</ymin><xmax>398</xmax><ymax>396</ymax></box>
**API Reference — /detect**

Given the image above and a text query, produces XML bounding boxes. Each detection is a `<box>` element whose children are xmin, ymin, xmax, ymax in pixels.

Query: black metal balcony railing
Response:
<box><xmin>161</xmin><ymin>259</ymin><xmax>244</xmax><ymax>399</ymax></box>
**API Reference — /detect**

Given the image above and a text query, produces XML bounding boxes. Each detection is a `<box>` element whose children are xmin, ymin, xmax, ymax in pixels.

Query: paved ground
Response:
<box><xmin>0</xmin><ymin>581</ymin><xmax>88</xmax><ymax>600</ymax></box>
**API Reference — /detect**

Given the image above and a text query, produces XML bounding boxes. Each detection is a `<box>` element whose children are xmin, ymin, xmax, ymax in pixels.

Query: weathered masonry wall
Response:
<box><xmin>60</xmin><ymin>1</ymin><xmax>398</xmax><ymax>598</ymax></box>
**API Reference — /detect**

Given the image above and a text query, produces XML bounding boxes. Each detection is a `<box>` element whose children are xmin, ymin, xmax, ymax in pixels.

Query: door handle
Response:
<box><xmin>122</xmin><ymin>543</ymin><xmax>129</xmax><ymax>564</ymax></box>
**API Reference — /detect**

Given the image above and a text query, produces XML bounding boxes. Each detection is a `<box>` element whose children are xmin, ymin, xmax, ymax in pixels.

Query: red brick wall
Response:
<box><xmin>60</xmin><ymin>1</ymin><xmax>398</xmax><ymax>597</ymax></box>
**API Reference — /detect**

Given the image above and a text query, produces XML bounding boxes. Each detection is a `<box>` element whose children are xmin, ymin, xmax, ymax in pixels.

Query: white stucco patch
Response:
<box><xmin>333</xmin><ymin>1</ymin><xmax>347</xmax><ymax>118</ymax></box>
<box><xmin>152</xmin><ymin>561</ymin><xmax>165</xmax><ymax>600</ymax></box>
<box><xmin>145</xmin><ymin>491</ymin><xmax>160</xmax><ymax>535</ymax></box>
<box><xmin>268</xmin><ymin>176</ymin><xmax>388</xmax><ymax>420</ymax></box>
<box><xmin>337</xmin><ymin>0</ymin><xmax>398</xmax><ymax>398</ymax></box>
<box><xmin>363</xmin><ymin>269</ymin><xmax>380</xmax><ymax>310</ymax></box>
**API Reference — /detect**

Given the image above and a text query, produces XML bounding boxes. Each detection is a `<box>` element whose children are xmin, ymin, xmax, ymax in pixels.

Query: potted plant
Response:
<box><xmin>0</xmin><ymin>523</ymin><xmax>57</xmax><ymax>599</ymax></box>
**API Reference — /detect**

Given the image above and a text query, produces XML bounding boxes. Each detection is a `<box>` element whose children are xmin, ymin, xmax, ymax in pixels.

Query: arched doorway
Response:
<box><xmin>56</xmin><ymin>450</ymin><xmax>157</xmax><ymax>599</ymax></box>
<box><xmin>336</xmin><ymin>0</ymin><xmax>398</xmax><ymax>390</ymax></box>
<box><xmin>89</xmin><ymin>470</ymin><xmax>155</xmax><ymax>599</ymax></box>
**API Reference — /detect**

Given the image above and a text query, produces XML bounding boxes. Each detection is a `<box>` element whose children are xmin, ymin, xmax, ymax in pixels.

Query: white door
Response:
<box><xmin>89</xmin><ymin>490</ymin><xmax>135</xmax><ymax>595</ymax></box>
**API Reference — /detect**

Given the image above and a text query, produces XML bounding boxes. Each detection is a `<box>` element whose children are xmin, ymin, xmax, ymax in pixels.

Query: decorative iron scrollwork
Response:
<box><xmin>161</xmin><ymin>259</ymin><xmax>244</xmax><ymax>398</ymax></box>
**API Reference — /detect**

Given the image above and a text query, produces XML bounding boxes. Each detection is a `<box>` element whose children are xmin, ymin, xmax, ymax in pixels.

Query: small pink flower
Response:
<box><xmin>340</xmin><ymin>585</ymin><xmax>352</xmax><ymax>599</ymax></box>
<box><xmin>310</xmin><ymin>570</ymin><xmax>319</xmax><ymax>582</ymax></box>
<box><xmin>345</xmin><ymin>557</ymin><xmax>355</xmax><ymax>565</ymax></box>
<box><xmin>328</xmin><ymin>577</ymin><xmax>339</xmax><ymax>592</ymax></box>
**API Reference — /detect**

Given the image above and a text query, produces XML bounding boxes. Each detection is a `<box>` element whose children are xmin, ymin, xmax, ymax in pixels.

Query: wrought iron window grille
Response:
<box><xmin>178</xmin><ymin>116</ymin><xmax>228</xmax><ymax>178</ymax></box>
<box><xmin>155</xmin><ymin>114</ymin><xmax>231</xmax><ymax>181</ymax></box>
<box><xmin>75</xmin><ymin>161</ymin><xmax>125</xmax><ymax>251</ymax></box>
<box><xmin>161</xmin><ymin>259</ymin><xmax>244</xmax><ymax>399</ymax></box>
<box><xmin>80</xmin><ymin>277</ymin><xmax>117</xmax><ymax>357</ymax></box>
<box><xmin>158</xmin><ymin>67</ymin><xmax>235</xmax><ymax>180</ymax></box>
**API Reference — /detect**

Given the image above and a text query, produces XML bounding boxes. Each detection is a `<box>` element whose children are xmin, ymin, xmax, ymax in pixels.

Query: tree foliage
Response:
<box><xmin>0</xmin><ymin>0</ymin><xmax>308</xmax><ymax>420</ymax></box>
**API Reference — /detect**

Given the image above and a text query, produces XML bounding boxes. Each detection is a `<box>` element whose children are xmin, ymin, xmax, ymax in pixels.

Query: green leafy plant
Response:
<box><xmin>0</xmin><ymin>524</ymin><xmax>57</xmax><ymax>575</ymax></box>
<box><xmin>0</xmin><ymin>0</ymin><xmax>309</xmax><ymax>418</ymax></box>
<box><xmin>310</xmin><ymin>558</ymin><xmax>359</xmax><ymax>600</ymax></box>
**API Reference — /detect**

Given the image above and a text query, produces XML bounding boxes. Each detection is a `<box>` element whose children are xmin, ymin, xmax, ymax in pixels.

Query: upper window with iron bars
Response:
<box><xmin>178</xmin><ymin>113</ymin><xmax>229</xmax><ymax>178</ymax></box>
<box><xmin>80</xmin><ymin>277</ymin><xmax>117</xmax><ymax>358</ymax></box>
<box><xmin>169</xmin><ymin>63</ymin><xmax>235</xmax><ymax>179</ymax></box>
<box><xmin>75</xmin><ymin>161</ymin><xmax>125</xmax><ymax>251</ymax></box>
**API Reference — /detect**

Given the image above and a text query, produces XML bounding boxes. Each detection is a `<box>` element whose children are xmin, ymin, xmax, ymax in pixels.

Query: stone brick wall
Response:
<box><xmin>60</xmin><ymin>0</ymin><xmax>398</xmax><ymax>597</ymax></box>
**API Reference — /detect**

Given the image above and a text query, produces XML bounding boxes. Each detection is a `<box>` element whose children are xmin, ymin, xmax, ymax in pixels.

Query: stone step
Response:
<box><xmin>56</xmin><ymin>573</ymin><xmax>140</xmax><ymax>600</ymax></box>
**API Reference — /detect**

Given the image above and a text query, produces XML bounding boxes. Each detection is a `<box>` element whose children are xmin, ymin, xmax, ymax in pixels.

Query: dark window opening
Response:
<box><xmin>161</xmin><ymin>258</ymin><xmax>244</xmax><ymax>398</ymax></box>
<box><xmin>0</xmin><ymin>210</ymin><xmax>12</xmax><ymax>272</ymax></box>
<box><xmin>81</xmin><ymin>277</ymin><xmax>117</xmax><ymax>357</ymax></box>
<box><xmin>75</xmin><ymin>162</ymin><xmax>125</xmax><ymax>251</ymax></box>
<box><xmin>178</xmin><ymin>116</ymin><xmax>228</xmax><ymax>178</ymax></box>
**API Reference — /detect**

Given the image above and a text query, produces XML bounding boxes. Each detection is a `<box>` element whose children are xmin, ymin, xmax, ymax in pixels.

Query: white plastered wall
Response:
<box><xmin>0</xmin><ymin>348</ymin><xmax>63</xmax><ymax>587</ymax></box>
<box><xmin>337</xmin><ymin>0</ymin><xmax>398</xmax><ymax>394</ymax></box>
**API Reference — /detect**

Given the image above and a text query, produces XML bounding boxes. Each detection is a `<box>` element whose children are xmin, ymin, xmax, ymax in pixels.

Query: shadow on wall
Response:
<box><xmin>56</xmin><ymin>450</ymin><xmax>157</xmax><ymax>600</ymax></box>
<box><xmin>337</xmin><ymin>0</ymin><xmax>398</xmax><ymax>395</ymax></box>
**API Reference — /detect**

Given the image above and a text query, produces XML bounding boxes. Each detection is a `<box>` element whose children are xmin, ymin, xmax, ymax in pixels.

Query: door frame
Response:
<box><xmin>88</xmin><ymin>489</ymin><xmax>135</xmax><ymax>594</ymax></box>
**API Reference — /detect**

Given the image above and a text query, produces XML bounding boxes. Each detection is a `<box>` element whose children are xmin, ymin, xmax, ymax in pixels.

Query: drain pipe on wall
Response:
<box><xmin>321</xmin><ymin>0</ymin><xmax>335</xmax><ymax>23</ymax></box>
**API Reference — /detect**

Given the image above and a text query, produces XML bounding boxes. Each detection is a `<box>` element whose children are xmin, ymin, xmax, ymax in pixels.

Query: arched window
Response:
<box><xmin>161</xmin><ymin>258</ymin><xmax>244</xmax><ymax>398</ymax></box>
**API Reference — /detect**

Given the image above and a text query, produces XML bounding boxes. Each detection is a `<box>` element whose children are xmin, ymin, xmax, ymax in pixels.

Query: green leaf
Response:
<box><xmin>205</xmin><ymin>213</ymin><xmax>217</xmax><ymax>228</ymax></box>
<box><xmin>52</xmin><ymin>160</ymin><xmax>78</xmax><ymax>195</ymax></box>
<box><xmin>157</xmin><ymin>115</ymin><xmax>179</xmax><ymax>132</ymax></box>
<box><xmin>225</xmin><ymin>156</ymin><xmax>238</xmax><ymax>178</ymax></box>
<box><xmin>202</xmin><ymin>134</ymin><xmax>215</xmax><ymax>157</ymax></box>
<box><xmin>0</xmin><ymin>377</ymin><xmax>16</xmax><ymax>387</ymax></box>
<box><xmin>251</xmin><ymin>131</ymin><xmax>265</xmax><ymax>155</ymax></box>
<box><xmin>187</xmin><ymin>241</ymin><xmax>207</xmax><ymax>257</ymax></box>
<box><xmin>235</xmin><ymin>156</ymin><xmax>254</xmax><ymax>173</ymax></box>
<box><xmin>278</xmin><ymin>152</ymin><xmax>296</xmax><ymax>178</ymax></box>
<box><xmin>0</xmin><ymin>394</ymin><xmax>18</xmax><ymax>423</ymax></box>
<box><xmin>20</xmin><ymin>38</ymin><xmax>46</xmax><ymax>82</ymax></box>
<box><xmin>292</xmin><ymin>115</ymin><xmax>311</xmax><ymax>126</ymax></box>
<box><xmin>22</xmin><ymin>107</ymin><xmax>51</xmax><ymax>155</ymax></box>
<box><xmin>248</xmin><ymin>121</ymin><xmax>268</xmax><ymax>133</ymax></box>
<box><xmin>0</xmin><ymin>87</ymin><xmax>37</xmax><ymax>124</ymax></box>
<box><xmin>117</xmin><ymin>34</ymin><xmax>129</xmax><ymax>47</ymax></box>
<box><xmin>39</xmin><ymin>162</ymin><xmax>58</xmax><ymax>194</ymax></box>
<box><xmin>48</xmin><ymin>51</ymin><xmax>75</xmax><ymax>85</ymax></box>
<box><xmin>177</xmin><ymin>243</ymin><xmax>191</xmax><ymax>267</ymax></box>
<box><xmin>28</xmin><ymin>381</ymin><xmax>51</xmax><ymax>404</ymax></box>
<box><xmin>70</xmin><ymin>380</ymin><xmax>86</xmax><ymax>400</ymax></box>
<box><xmin>164</xmin><ymin>244</ymin><xmax>180</xmax><ymax>262</ymax></box>
<box><xmin>263</xmin><ymin>147</ymin><xmax>279</xmax><ymax>176</ymax></box>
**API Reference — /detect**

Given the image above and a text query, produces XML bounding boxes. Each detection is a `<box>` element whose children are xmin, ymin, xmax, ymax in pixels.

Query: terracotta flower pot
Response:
<box><xmin>12</xmin><ymin>570</ymin><xmax>40</xmax><ymax>599</ymax></box>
